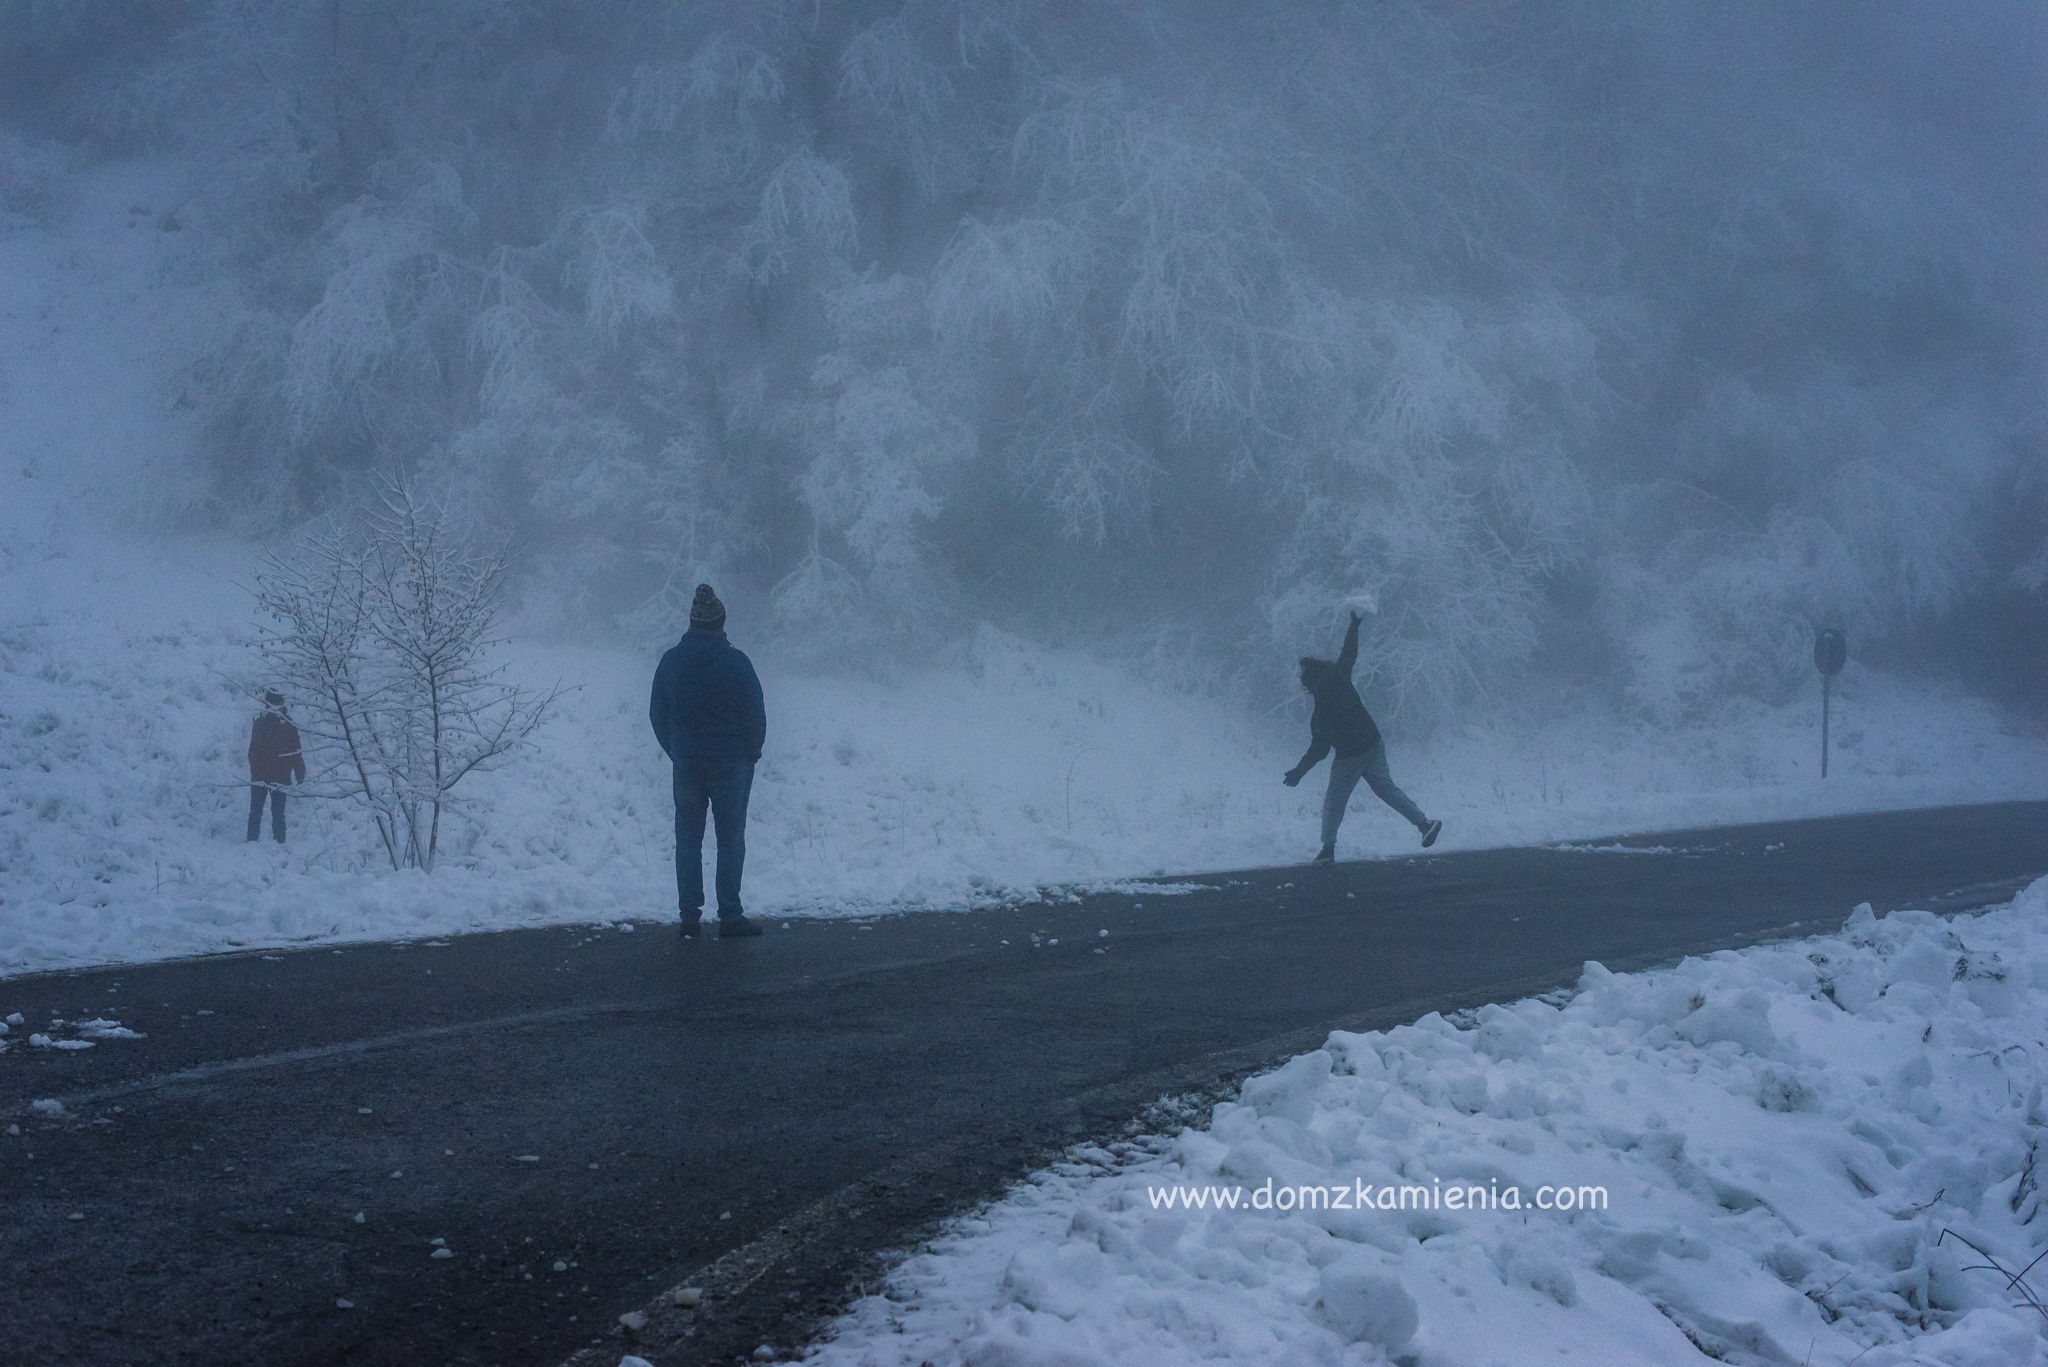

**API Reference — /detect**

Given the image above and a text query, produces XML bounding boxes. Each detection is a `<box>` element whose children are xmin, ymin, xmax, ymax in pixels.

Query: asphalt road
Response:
<box><xmin>3</xmin><ymin>801</ymin><xmax>2045</xmax><ymax>1367</ymax></box>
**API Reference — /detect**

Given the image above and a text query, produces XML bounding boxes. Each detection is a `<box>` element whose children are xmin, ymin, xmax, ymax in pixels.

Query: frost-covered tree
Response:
<box><xmin>251</xmin><ymin>482</ymin><xmax>558</xmax><ymax>870</ymax></box>
<box><xmin>18</xmin><ymin>0</ymin><xmax>2041</xmax><ymax>719</ymax></box>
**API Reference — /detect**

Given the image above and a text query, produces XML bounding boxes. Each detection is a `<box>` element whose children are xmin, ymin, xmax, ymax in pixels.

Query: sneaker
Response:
<box><xmin>1420</xmin><ymin>819</ymin><xmax>1442</xmax><ymax>849</ymax></box>
<box><xmin>717</xmin><ymin>916</ymin><xmax>763</xmax><ymax>939</ymax></box>
<box><xmin>1312</xmin><ymin>844</ymin><xmax>1336</xmax><ymax>865</ymax></box>
<box><xmin>680</xmin><ymin>918</ymin><xmax>702</xmax><ymax>939</ymax></box>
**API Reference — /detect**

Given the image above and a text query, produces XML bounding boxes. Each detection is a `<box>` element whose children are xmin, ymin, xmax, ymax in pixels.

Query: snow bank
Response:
<box><xmin>802</xmin><ymin>882</ymin><xmax>2048</xmax><ymax>1366</ymax></box>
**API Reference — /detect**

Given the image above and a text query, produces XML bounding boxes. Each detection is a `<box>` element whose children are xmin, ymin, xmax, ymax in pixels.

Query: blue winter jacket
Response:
<box><xmin>649</xmin><ymin>627</ymin><xmax>766</xmax><ymax>762</ymax></box>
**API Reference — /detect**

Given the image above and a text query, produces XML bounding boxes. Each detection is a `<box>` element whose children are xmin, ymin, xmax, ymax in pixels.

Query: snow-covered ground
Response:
<box><xmin>796</xmin><ymin>881</ymin><xmax>2048</xmax><ymax>1367</ymax></box>
<box><xmin>2</xmin><ymin>167</ymin><xmax>2045</xmax><ymax>975</ymax></box>
<box><xmin>5</xmin><ymin>528</ymin><xmax>2043</xmax><ymax>976</ymax></box>
<box><xmin>7</xmin><ymin>448</ymin><xmax>2044</xmax><ymax>975</ymax></box>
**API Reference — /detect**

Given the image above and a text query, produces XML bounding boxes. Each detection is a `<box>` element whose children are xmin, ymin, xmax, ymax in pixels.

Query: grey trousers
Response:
<box><xmin>1323</xmin><ymin>741</ymin><xmax>1426</xmax><ymax>846</ymax></box>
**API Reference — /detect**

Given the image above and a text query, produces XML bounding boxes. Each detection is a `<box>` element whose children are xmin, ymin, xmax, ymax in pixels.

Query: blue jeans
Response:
<box><xmin>1322</xmin><ymin>741</ymin><xmax>1426</xmax><ymax>847</ymax></box>
<box><xmin>673</xmin><ymin>757</ymin><xmax>755</xmax><ymax>920</ymax></box>
<box><xmin>247</xmin><ymin>784</ymin><xmax>287</xmax><ymax>842</ymax></box>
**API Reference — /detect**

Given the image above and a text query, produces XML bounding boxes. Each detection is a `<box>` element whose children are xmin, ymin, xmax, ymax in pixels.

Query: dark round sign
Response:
<box><xmin>1813</xmin><ymin>627</ymin><xmax>1846</xmax><ymax>678</ymax></box>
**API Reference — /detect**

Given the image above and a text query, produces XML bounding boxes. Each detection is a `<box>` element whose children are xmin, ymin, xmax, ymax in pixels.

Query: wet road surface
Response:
<box><xmin>3</xmin><ymin>801</ymin><xmax>2044</xmax><ymax>1366</ymax></box>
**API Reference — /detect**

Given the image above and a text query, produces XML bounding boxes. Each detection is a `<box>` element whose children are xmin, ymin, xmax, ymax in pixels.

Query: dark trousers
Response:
<box><xmin>247</xmin><ymin>784</ymin><xmax>287</xmax><ymax>842</ymax></box>
<box><xmin>673</xmin><ymin>757</ymin><xmax>755</xmax><ymax>921</ymax></box>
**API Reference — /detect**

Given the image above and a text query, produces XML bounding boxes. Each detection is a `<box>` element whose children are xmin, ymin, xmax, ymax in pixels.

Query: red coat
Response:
<box><xmin>248</xmin><ymin>711</ymin><xmax>305</xmax><ymax>785</ymax></box>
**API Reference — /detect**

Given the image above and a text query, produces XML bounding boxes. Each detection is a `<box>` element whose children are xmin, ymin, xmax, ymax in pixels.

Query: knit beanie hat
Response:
<box><xmin>263</xmin><ymin>690</ymin><xmax>286</xmax><ymax>708</ymax></box>
<box><xmin>689</xmin><ymin>583</ymin><xmax>726</xmax><ymax>630</ymax></box>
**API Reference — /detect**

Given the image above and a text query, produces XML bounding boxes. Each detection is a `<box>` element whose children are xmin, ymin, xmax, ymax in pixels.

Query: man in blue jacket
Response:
<box><xmin>1284</xmin><ymin>611</ymin><xmax>1441</xmax><ymax>864</ymax></box>
<box><xmin>650</xmin><ymin>584</ymin><xmax>767</xmax><ymax>938</ymax></box>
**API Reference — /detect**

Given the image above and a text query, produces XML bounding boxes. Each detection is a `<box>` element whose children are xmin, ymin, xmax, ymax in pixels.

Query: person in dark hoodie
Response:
<box><xmin>247</xmin><ymin>690</ymin><xmax>305</xmax><ymax>843</ymax></box>
<box><xmin>1283</xmin><ymin>612</ymin><xmax>1441</xmax><ymax>863</ymax></box>
<box><xmin>650</xmin><ymin>584</ymin><xmax>767</xmax><ymax>939</ymax></box>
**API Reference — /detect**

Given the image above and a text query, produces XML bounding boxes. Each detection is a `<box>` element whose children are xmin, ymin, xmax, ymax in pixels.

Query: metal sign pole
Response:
<box><xmin>1813</xmin><ymin>627</ymin><xmax>1846</xmax><ymax>779</ymax></box>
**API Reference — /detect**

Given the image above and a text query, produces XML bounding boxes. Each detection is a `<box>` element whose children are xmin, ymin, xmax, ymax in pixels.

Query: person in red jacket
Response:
<box><xmin>247</xmin><ymin>691</ymin><xmax>305</xmax><ymax>843</ymax></box>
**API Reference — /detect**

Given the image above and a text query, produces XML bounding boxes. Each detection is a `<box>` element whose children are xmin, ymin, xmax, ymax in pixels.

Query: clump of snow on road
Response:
<box><xmin>801</xmin><ymin>882</ymin><xmax>2048</xmax><ymax>1366</ymax></box>
<box><xmin>3</xmin><ymin>1014</ymin><xmax>144</xmax><ymax>1052</ymax></box>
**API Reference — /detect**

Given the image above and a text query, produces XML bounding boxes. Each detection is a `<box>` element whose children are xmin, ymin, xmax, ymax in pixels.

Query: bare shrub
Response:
<box><xmin>251</xmin><ymin>482</ymin><xmax>558</xmax><ymax>871</ymax></box>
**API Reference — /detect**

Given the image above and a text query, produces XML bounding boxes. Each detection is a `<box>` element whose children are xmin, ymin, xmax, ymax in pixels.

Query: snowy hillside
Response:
<box><xmin>1</xmin><ymin>162</ymin><xmax>2045</xmax><ymax>976</ymax></box>
<box><xmin>5</xmin><ymin>538</ymin><xmax>2043</xmax><ymax>975</ymax></box>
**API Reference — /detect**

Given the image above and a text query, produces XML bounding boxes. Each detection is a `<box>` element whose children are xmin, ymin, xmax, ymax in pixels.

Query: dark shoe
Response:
<box><xmin>717</xmin><ymin>916</ymin><xmax>763</xmax><ymax>939</ymax></box>
<box><xmin>1420</xmin><ymin>819</ymin><xmax>1442</xmax><ymax>849</ymax></box>
<box><xmin>1312</xmin><ymin>844</ymin><xmax>1335</xmax><ymax>864</ymax></box>
<box><xmin>680</xmin><ymin>918</ymin><xmax>702</xmax><ymax>939</ymax></box>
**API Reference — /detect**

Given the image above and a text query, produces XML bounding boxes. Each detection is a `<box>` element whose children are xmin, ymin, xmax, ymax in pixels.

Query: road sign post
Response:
<box><xmin>1813</xmin><ymin>627</ymin><xmax>1847</xmax><ymax>777</ymax></box>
